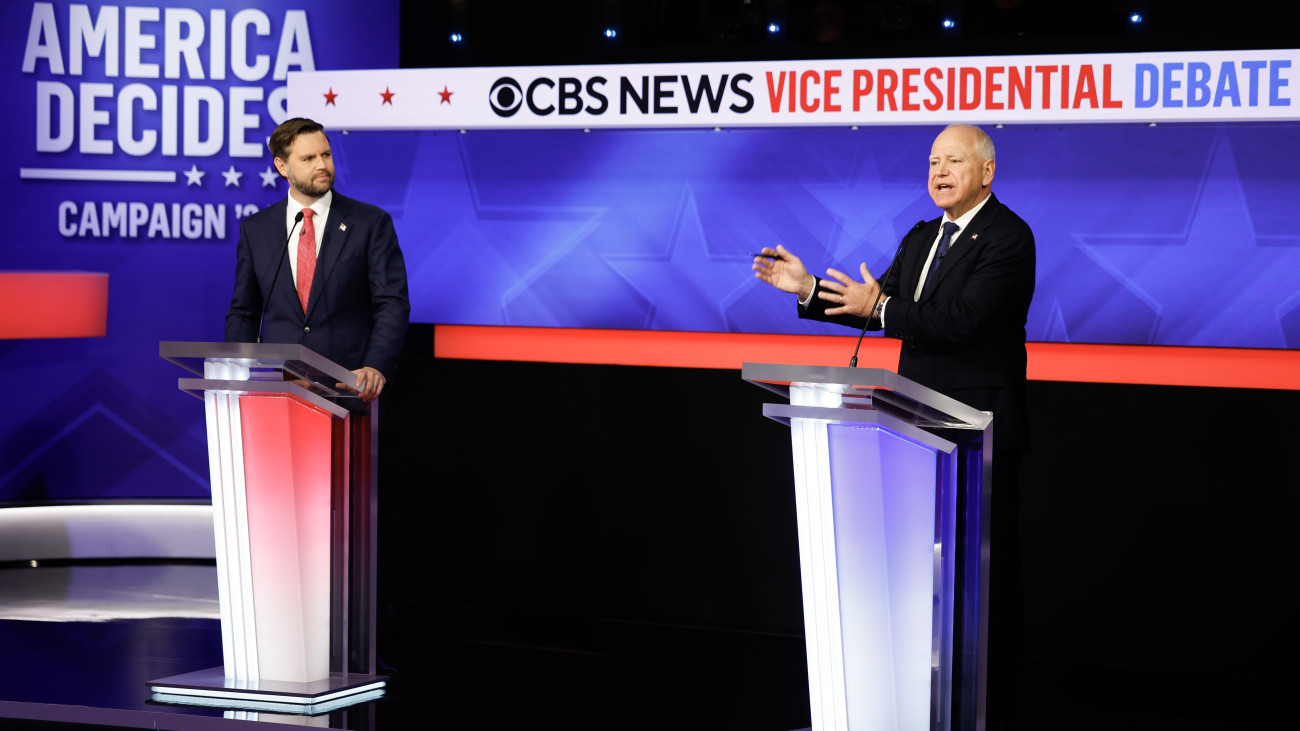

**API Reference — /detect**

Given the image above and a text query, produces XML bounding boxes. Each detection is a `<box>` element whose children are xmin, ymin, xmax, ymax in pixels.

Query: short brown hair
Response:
<box><xmin>268</xmin><ymin>118</ymin><xmax>327</xmax><ymax>160</ymax></box>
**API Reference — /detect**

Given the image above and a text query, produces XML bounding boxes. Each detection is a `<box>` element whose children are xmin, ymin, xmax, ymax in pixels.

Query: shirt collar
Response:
<box><xmin>943</xmin><ymin>192</ymin><xmax>991</xmax><ymax>232</ymax></box>
<box><xmin>286</xmin><ymin>189</ymin><xmax>333</xmax><ymax>224</ymax></box>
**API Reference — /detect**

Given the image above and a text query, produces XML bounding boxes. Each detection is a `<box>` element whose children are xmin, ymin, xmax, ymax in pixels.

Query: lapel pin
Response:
<box><xmin>971</xmin><ymin>234</ymin><xmax>979</xmax><ymax>240</ymax></box>
<box><xmin>339</xmin><ymin>223</ymin><xmax>347</xmax><ymax>231</ymax></box>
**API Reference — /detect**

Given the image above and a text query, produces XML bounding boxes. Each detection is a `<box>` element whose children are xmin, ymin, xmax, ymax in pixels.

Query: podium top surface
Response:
<box><xmin>741</xmin><ymin>362</ymin><xmax>992</xmax><ymax>434</ymax></box>
<box><xmin>159</xmin><ymin>341</ymin><xmax>359</xmax><ymax>394</ymax></box>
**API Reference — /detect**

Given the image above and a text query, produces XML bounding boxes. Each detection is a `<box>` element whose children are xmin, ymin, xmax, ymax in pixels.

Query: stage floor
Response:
<box><xmin>0</xmin><ymin>563</ymin><xmax>1288</xmax><ymax>730</ymax></box>
<box><xmin>0</xmin><ymin>562</ymin><xmax>815</xmax><ymax>729</ymax></box>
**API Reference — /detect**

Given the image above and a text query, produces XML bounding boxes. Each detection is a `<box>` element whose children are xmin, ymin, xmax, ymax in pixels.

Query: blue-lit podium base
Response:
<box><xmin>149</xmin><ymin>666</ymin><xmax>386</xmax><ymax>715</ymax></box>
<box><xmin>761</xmin><ymin>376</ymin><xmax>989</xmax><ymax>731</ymax></box>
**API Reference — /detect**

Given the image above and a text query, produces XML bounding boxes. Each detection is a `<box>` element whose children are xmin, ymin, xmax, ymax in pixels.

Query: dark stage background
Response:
<box><xmin>373</xmin><ymin>326</ymin><xmax>1298</xmax><ymax>728</ymax></box>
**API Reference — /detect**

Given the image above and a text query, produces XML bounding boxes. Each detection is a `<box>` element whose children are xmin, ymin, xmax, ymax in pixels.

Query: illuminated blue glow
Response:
<box><xmin>325</xmin><ymin>125</ymin><xmax>1300</xmax><ymax>349</ymax></box>
<box><xmin>826</xmin><ymin>424</ymin><xmax>948</xmax><ymax>729</ymax></box>
<box><xmin>1130</xmin><ymin>13</ymin><xmax>1144</xmax><ymax>23</ymax></box>
<box><xmin>449</xmin><ymin>32</ymin><xmax>464</xmax><ymax>43</ymax></box>
<box><xmin>767</xmin><ymin>23</ymin><xmax>781</xmax><ymax>33</ymax></box>
<box><xmin>604</xmin><ymin>28</ymin><xmax>618</xmax><ymax>38</ymax></box>
<box><xmin>942</xmin><ymin>18</ymin><xmax>955</xmax><ymax>29</ymax></box>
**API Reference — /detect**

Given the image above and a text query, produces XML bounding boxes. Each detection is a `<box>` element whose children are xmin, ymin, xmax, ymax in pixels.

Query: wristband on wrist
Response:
<box><xmin>873</xmin><ymin>296</ymin><xmax>888</xmax><ymax>319</ymax></box>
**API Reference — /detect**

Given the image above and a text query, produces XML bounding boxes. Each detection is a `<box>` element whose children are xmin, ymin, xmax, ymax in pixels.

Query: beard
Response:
<box><xmin>291</xmin><ymin>168</ymin><xmax>334</xmax><ymax>198</ymax></box>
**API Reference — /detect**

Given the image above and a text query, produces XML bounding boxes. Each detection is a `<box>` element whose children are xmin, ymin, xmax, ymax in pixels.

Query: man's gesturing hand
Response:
<box><xmin>817</xmin><ymin>263</ymin><xmax>882</xmax><ymax>318</ymax></box>
<box><xmin>753</xmin><ymin>245</ymin><xmax>817</xmax><ymax>301</ymax></box>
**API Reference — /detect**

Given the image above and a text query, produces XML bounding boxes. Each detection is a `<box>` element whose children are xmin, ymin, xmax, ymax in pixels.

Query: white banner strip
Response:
<box><xmin>288</xmin><ymin>49</ymin><xmax>1300</xmax><ymax>130</ymax></box>
<box><xmin>20</xmin><ymin>168</ymin><xmax>178</xmax><ymax>182</ymax></box>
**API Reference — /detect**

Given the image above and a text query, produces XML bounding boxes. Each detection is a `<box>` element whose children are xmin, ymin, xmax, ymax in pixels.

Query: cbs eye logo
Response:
<box><xmin>489</xmin><ymin>77</ymin><xmax>523</xmax><ymax>117</ymax></box>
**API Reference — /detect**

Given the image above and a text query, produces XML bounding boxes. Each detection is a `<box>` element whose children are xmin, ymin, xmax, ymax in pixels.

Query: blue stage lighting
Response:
<box><xmin>449</xmin><ymin>33</ymin><xmax>463</xmax><ymax>43</ymax></box>
<box><xmin>942</xmin><ymin>18</ymin><xmax>956</xmax><ymax>29</ymax></box>
<box><xmin>604</xmin><ymin>28</ymin><xmax>618</xmax><ymax>38</ymax></box>
<box><xmin>1129</xmin><ymin>13</ymin><xmax>1143</xmax><ymax>24</ymax></box>
<box><xmin>767</xmin><ymin>23</ymin><xmax>781</xmax><ymax>33</ymax></box>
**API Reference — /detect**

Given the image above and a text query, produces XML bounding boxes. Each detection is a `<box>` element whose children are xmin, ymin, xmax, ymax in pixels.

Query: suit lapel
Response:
<box><xmin>903</xmin><ymin>218</ymin><xmax>941</xmax><ymax>298</ymax></box>
<box><xmin>305</xmin><ymin>192</ymin><xmax>353</xmax><ymax>319</ymax></box>
<box><xmin>920</xmin><ymin>193</ymin><xmax>1000</xmax><ymax>301</ymax></box>
<box><xmin>255</xmin><ymin>199</ymin><xmax>301</xmax><ymax>314</ymax></box>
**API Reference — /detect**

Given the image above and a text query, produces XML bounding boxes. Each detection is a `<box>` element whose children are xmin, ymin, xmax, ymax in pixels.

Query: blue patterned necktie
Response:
<box><xmin>922</xmin><ymin>221</ymin><xmax>961</xmax><ymax>298</ymax></box>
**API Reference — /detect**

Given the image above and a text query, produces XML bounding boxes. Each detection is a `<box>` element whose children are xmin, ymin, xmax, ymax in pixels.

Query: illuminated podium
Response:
<box><xmin>152</xmin><ymin>342</ymin><xmax>386</xmax><ymax>713</ymax></box>
<box><xmin>743</xmin><ymin>363</ymin><xmax>993</xmax><ymax>731</ymax></box>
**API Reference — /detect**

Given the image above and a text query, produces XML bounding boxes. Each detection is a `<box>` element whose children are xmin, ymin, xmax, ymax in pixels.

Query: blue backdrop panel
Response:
<box><xmin>3</xmin><ymin>7</ymin><xmax>1297</xmax><ymax>504</ymax></box>
<box><xmin>0</xmin><ymin>0</ymin><xmax>398</xmax><ymax>502</ymax></box>
<box><xmin>333</xmin><ymin>123</ymin><xmax>1300</xmax><ymax>348</ymax></box>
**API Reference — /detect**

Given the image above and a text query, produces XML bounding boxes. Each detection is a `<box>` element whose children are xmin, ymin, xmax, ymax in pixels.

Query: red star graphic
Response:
<box><xmin>438</xmin><ymin>86</ymin><xmax>454</xmax><ymax>104</ymax></box>
<box><xmin>380</xmin><ymin>86</ymin><xmax>395</xmax><ymax>105</ymax></box>
<box><xmin>323</xmin><ymin>87</ymin><xmax>338</xmax><ymax>106</ymax></box>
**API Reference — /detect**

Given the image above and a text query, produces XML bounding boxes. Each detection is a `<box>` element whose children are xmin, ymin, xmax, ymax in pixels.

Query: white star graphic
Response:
<box><xmin>221</xmin><ymin>165</ymin><xmax>243</xmax><ymax>187</ymax></box>
<box><xmin>182</xmin><ymin>164</ymin><xmax>205</xmax><ymax>187</ymax></box>
<box><xmin>259</xmin><ymin>166</ymin><xmax>279</xmax><ymax>188</ymax></box>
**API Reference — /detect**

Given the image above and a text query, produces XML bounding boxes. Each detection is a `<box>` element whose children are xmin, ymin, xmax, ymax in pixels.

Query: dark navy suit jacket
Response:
<box><xmin>225</xmin><ymin>191</ymin><xmax>410</xmax><ymax>381</ymax></box>
<box><xmin>801</xmin><ymin>193</ymin><xmax>1036</xmax><ymax>450</ymax></box>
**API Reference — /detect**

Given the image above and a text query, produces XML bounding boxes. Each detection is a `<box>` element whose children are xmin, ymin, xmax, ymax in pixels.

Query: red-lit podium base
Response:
<box><xmin>154</xmin><ymin>343</ymin><xmax>386</xmax><ymax>712</ymax></box>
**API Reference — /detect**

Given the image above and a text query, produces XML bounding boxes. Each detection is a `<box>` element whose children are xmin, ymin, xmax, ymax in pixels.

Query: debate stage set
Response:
<box><xmin>3</xmin><ymin>2</ymin><xmax>1299</xmax><ymax>730</ymax></box>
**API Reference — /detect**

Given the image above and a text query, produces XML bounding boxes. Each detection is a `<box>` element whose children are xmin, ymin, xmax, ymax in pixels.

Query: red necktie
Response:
<box><xmin>296</xmin><ymin>208</ymin><xmax>316</xmax><ymax>312</ymax></box>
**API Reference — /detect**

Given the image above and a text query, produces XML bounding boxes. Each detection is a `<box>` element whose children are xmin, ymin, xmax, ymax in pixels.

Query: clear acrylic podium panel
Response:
<box><xmin>160</xmin><ymin>341</ymin><xmax>360</xmax><ymax>401</ymax></box>
<box><xmin>743</xmin><ymin>363</ymin><xmax>992</xmax><ymax>731</ymax></box>
<box><xmin>154</xmin><ymin>342</ymin><xmax>382</xmax><ymax>713</ymax></box>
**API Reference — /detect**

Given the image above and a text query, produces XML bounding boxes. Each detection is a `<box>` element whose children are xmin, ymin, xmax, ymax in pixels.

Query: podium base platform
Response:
<box><xmin>148</xmin><ymin>667</ymin><xmax>386</xmax><ymax>715</ymax></box>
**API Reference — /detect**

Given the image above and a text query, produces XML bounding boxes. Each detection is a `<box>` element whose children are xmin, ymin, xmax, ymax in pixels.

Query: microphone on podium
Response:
<box><xmin>257</xmin><ymin>210</ymin><xmax>304</xmax><ymax>344</ymax></box>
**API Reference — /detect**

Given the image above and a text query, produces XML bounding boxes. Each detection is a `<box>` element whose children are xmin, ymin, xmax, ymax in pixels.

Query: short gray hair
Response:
<box><xmin>944</xmin><ymin>123</ymin><xmax>996</xmax><ymax>161</ymax></box>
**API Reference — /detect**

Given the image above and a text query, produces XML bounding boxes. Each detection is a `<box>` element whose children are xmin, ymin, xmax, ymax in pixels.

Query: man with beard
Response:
<box><xmin>225</xmin><ymin>118</ymin><xmax>410</xmax><ymax>401</ymax></box>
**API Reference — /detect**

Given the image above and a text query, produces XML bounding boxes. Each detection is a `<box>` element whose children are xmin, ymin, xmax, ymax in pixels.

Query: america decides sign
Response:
<box><xmin>10</xmin><ymin>1</ymin><xmax>397</xmax><ymax>243</ymax></box>
<box><xmin>1</xmin><ymin>0</ymin><xmax>397</xmax><ymax>503</ymax></box>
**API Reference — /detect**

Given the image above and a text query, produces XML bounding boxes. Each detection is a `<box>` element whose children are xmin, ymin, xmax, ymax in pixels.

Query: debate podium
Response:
<box><xmin>151</xmin><ymin>342</ymin><xmax>386</xmax><ymax>713</ymax></box>
<box><xmin>743</xmin><ymin>363</ymin><xmax>994</xmax><ymax>731</ymax></box>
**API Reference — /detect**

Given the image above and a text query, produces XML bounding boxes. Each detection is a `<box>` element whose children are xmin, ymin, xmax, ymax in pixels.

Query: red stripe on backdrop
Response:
<box><xmin>432</xmin><ymin>325</ymin><xmax>1300</xmax><ymax>390</ymax></box>
<box><xmin>0</xmin><ymin>272</ymin><xmax>109</xmax><ymax>339</ymax></box>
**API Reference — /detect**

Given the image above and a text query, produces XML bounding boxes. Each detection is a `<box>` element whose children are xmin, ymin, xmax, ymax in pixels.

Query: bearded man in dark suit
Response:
<box><xmin>225</xmin><ymin>118</ymin><xmax>410</xmax><ymax>401</ymax></box>
<box><xmin>754</xmin><ymin>123</ymin><xmax>1035</xmax><ymax>730</ymax></box>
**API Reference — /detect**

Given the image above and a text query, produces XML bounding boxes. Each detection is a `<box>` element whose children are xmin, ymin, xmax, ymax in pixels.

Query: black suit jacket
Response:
<box><xmin>225</xmin><ymin>191</ymin><xmax>410</xmax><ymax>382</ymax></box>
<box><xmin>801</xmin><ymin>193</ymin><xmax>1036</xmax><ymax>450</ymax></box>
